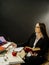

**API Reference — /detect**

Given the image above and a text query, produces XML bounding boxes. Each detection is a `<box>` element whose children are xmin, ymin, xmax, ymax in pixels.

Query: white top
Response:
<box><xmin>33</xmin><ymin>32</ymin><xmax>44</xmax><ymax>48</ymax></box>
<box><xmin>33</xmin><ymin>38</ymin><xmax>39</xmax><ymax>48</ymax></box>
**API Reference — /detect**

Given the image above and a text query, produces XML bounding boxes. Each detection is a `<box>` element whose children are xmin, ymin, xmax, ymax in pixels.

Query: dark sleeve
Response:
<box><xmin>39</xmin><ymin>38</ymin><xmax>49</xmax><ymax>56</ymax></box>
<box><xmin>17</xmin><ymin>33</ymin><xmax>35</xmax><ymax>47</ymax></box>
<box><xmin>42</xmin><ymin>38</ymin><xmax>49</xmax><ymax>52</ymax></box>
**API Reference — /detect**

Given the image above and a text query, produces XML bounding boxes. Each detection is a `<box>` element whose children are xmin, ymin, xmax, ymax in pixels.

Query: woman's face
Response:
<box><xmin>35</xmin><ymin>23</ymin><xmax>41</xmax><ymax>33</ymax></box>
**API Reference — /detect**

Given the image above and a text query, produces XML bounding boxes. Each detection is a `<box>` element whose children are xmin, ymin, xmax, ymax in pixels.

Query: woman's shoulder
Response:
<box><xmin>44</xmin><ymin>36</ymin><xmax>49</xmax><ymax>41</ymax></box>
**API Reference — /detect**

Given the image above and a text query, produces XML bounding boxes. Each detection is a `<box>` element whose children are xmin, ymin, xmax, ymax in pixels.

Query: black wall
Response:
<box><xmin>0</xmin><ymin>0</ymin><xmax>49</xmax><ymax>43</ymax></box>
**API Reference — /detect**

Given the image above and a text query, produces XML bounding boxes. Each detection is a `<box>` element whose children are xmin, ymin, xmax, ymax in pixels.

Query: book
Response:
<box><xmin>24</xmin><ymin>46</ymin><xmax>40</xmax><ymax>53</ymax></box>
<box><xmin>2</xmin><ymin>42</ymin><xmax>12</xmax><ymax>48</ymax></box>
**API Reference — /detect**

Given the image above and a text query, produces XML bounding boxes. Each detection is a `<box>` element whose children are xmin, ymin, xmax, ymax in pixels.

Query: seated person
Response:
<box><xmin>17</xmin><ymin>23</ymin><xmax>49</xmax><ymax>65</ymax></box>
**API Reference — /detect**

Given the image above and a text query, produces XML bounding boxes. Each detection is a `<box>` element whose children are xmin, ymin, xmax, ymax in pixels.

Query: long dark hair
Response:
<box><xmin>39</xmin><ymin>23</ymin><xmax>48</xmax><ymax>38</ymax></box>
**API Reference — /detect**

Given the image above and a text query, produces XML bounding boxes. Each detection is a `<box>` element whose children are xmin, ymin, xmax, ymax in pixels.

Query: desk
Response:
<box><xmin>0</xmin><ymin>48</ymin><xmax>25</xmax><ymax>65</ymax></box>
<box><xmin>0</xmin><ymin>42</ymin><xmax>25</xmax><ymax>65</ymax></box>
<box><xmin>0</xmin><ymin>53</ymin><xmax>24</xmax><ymax>65</ymax></box>
<box><xmin>7</xmin><ymin>52</ymin><xmax>24</xmax><ymax>65</ymax></box>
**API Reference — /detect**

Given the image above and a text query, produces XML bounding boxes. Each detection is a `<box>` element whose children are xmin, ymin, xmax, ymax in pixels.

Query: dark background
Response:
<box><xmin>0</xmin><ymin>0</ymin><xmax>49</xmax><ymax>43</ymax></box>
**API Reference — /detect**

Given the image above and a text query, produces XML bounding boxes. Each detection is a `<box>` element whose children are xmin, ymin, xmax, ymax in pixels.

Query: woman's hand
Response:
<box><xmin>27</xmin><ymin>51</ymin><xmax>38</xmax><ymax>56</ymax></box>
<box><xmin>31</xmin><ymin>52</ymin><xmax>38</xmax><ymax>56</ymax></box>
<box><xmin>32</xmin><ymin>48</ymin><xmax>40</xmax><ymax>51</ymax></box>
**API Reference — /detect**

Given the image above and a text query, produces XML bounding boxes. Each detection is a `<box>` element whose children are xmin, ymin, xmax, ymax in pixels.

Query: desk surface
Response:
<box><xmin>0</xmin><ymin>46</ymin><xmax>25</xmax><ymax>65</ymax></box>
<box><xmin>7</xmin><ymin>52</ymin><xmax>24</xmax><ymax>64</ymax></box>
<box><xmin>0</xmin><ymin>52</ymin><xmax>24</xmax><ymax>65</ymax></box>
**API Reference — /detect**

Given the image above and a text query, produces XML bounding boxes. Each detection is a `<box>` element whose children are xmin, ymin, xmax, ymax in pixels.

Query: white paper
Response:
<box><xmin>0</xmin><ymin>57</ymin><xmax>5</xmax><ymax>62</ymax></box>
<box><xmin>0</xmin><ymin>57</ymin><xmax>9</xmax><ymax>65</ymax></box>
<box><xmin>6</xmin><ymin>52</ymin><xmax>24</xmax><ymax>64</ymax></box>
<box><xmin>14</xmin><ymin>47</ymin><xmax>24</xmax><ymax>52</ymax></box>
<box><xmin>2</xmin><ymin>42</ymin><xmax>12</xmax><ymax>48</ymax></box>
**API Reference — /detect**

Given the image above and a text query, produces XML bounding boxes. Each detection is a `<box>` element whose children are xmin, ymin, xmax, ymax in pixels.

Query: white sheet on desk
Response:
<box><xmin>0</xmin><ymin>62</ymin><xmax>9</xmax><ymax>65</ymax></box>
<box><xmin>7</xmin><ymin>53</ymin><xmax>24</xmax><ymax>64</ymax></box>
<box><xmin>14</xmin><ymin>47</ymin><xmax>24</xmax><ymax>52</ymax></box>
<box><xmin>0</xmin><ymin>57</ymin><xmax>5</xmax><ymax>62</ymax></box>
<box><xmin>2</xmin><ymin>42</ymin><xmax>12</xmax><ymax>48</ymax></box>
<box><xmin>0</xmin><ymin>57</ymin><xmax>9</xmax><ymax>65</ymax></box>
<box><xmin>0</xmin><ymin>63</ymin><xmax>9</xmax><ymax>65</ymax></box>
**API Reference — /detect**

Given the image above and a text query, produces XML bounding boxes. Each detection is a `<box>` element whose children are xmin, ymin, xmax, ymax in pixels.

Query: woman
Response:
<box><xmin>21</xmin><ymin>23</ymin><xmax>49</xmax><ymax>65</ymax></box>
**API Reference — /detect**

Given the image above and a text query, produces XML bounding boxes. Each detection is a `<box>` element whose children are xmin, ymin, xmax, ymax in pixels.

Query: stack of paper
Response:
<box><xmin>2</xmin><ymin>42</ymin><xmax>12</xmax><ymax>48</ymax></box>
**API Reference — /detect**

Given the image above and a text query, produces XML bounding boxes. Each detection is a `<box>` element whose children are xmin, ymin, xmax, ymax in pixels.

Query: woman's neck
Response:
<box><xmin>36</xmin><ymin>32</ymin><xmax>43</xmax><ymax>39</ymax></box>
